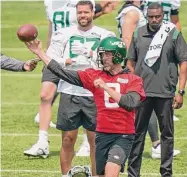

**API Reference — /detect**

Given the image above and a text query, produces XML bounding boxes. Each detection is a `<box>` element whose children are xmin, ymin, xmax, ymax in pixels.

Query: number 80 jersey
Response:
<box><xmin>44</xmin><ymin>0</ymin><xmax>80</xmax><ymax>32</ymax></box>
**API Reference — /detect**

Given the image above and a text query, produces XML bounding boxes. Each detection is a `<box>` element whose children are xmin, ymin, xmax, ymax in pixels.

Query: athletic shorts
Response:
<box><xmin>95</xmin><ymin>132</ymin><xmax>135</xmax><ymax>175</ymax></box>
<box><xmin>41</xmin><ymin>66</ymin><xmax>59</xmax><ymax>85</ymax></box>
<box><xmin>56</xmin><ymin>93</ymin><xmax>97</xmax><ymax>132</ymax></box>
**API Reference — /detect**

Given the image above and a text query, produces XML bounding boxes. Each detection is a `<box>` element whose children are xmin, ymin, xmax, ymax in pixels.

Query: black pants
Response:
<box><xmin>148</xmin><ymin>110</ymin><xmax>159</xmax><ymax>142</ymax></box>
<box><xmin>128</xmin><ymin>97</ymin><xmax>174</xmax><ymax>177</ymax></box>
<box><xmin>96</xmin><ymin>132</ymin><xmax>134</xmax><ymax>175</ymax></box>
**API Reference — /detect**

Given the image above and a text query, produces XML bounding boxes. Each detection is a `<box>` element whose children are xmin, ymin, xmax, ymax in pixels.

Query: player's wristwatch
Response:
<box><xmin>178</xmin><ymin>89</ymin><xmax>185</xmax><ymax>96</ymax></box>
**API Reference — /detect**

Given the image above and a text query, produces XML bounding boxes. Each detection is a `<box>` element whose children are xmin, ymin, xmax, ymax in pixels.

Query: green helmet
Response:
<box><xmin>67</xmin><ymin>166</ymin><xmax>91</xmax><ymax>177</ymax></box>
<box><xmin>97</xmin><ymin>36</ymin><xmax>127</xmax><ymax>67</ymax></box>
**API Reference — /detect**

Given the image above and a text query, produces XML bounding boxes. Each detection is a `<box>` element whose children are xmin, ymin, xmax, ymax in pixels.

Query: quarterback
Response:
<box><xmin>25</xmin><ymin>1</ymin><xmax>115</xmax><ymax>176</ymax></box>
<box><xmin>25</xmin><ymin>36</ymin><xmax>146</xmax><ymax>177</ymax></box>
<box><xmin>29</xmin><ymin>0</ymin><xmax>118</xmax><ymax>159</ymax></box>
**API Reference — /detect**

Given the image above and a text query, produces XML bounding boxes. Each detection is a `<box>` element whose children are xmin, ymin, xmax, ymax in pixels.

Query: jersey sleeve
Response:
<box><xmin>46</xmin><ymin>29</ymin><xmax>68</xmax><ymax>65</ymax></box>
<box><xmin>126</xmin><ymin>75</ymin><xmax>146</xmax><ymax>101</ymax></box>
<box><xmin>171</xmin><ymin>0</ymin><xmax>181</xmax><ymax>10</ymax></box>
<box><xmin>44</xmin><ymin>0</ymin><xmax>51</xmax><ymax>20</ymax></box>
<box><xmin>77</xmin><ymin>68</ymin><xmax>96</xmax><ymax>92</ymax></box>
<box><xmin>171</xmin><ymin>0</ymin><xmax>180</xmax><ymax>15</ymax></box>
<box><xmin>174</xmin><ymin>32</ymin><xmax>187</xmax><ymax>63</ymax></box>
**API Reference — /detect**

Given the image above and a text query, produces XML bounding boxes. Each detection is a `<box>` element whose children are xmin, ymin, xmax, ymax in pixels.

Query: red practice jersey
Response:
<box><xmin>78</xmin><ymin>68</ymin><xmax>145</xmax><ymax>134</ymax></box>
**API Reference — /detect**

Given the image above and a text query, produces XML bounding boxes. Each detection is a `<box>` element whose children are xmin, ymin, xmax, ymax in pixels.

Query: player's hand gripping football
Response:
<box><xmin>25</xmin><ymin>40</ymin><xmax>52</xmax><ymax>66</ymax></box>
<box><xmin>25</xmin><ymin>39</ymin><xmax>43</xmax><ymax>56</ymax></box>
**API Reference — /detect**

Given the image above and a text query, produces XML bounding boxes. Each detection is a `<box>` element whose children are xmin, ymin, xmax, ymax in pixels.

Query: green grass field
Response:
<box><xmin>1</xmin><ymin>1</ymin><xmax>187</xmax><ymax>177</ymax></box>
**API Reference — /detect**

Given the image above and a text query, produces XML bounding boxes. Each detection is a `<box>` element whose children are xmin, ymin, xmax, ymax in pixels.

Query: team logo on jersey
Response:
<box><xmin>113</xmin><ymin>155</ymin><xmax>120</xmax><ymax>160</ymax></box>
<box><xmin>91</xmin><ymin>32</ymin><xmax>101</xmax><ymax>38</ymax></box>
<box><xmin>122</xmin><ymin>135</ymin><xmax>128</xmax><ymax>138</ymax></box>
<box><xmin>67</xmin><ymin>3</ymin><xmax>76</xmax><ymax>7</ymax></box>
<box><xmin>117</xmin><ymin>78</ymin><xmax>128</xmax><ymax>84</ymax></box>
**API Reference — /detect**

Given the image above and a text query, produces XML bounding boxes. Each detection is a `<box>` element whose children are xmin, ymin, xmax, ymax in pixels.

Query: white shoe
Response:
<box><xmin>76</xmin><ymin>143</ymin><xmax>90</xmax><ymax>157</ymax></box>
<box><xmin>173</xmin><ymin>115</ymin><xmax>179</xmax><ymax>121</ymax></box>
<box><xmin>152</xmin><ymin>144</ymin><xmax>181</xmax><ymax>159</ymax></box>
<box><xmin>34</xmin><ymin>113</ymin><xmax>56</xmax><ymax>128</ymax></box>
<box><xmin>49</xmin><ymin>121</ymin><xmax>56</xmax><ymax>128</ymax></box>
<box><xmin>34</xmin><ymin>113</ymin><xmax>40</xmax><ymax>123</ymax></box>
<box><xmin>24</xmin><ymin>141</ymin><xmax>49</xmax><ymax>159</ymax></box>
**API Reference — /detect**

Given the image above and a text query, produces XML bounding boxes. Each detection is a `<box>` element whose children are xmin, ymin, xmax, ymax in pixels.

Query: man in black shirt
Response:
<box><xmin>127</xmin><ymin>2</ymin><xmax>187</xmax><ymax>177</ymax></box>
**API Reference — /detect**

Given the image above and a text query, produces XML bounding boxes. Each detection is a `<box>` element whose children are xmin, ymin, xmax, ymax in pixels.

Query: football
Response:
<box><xmin>17</xmin><ymin>24</ymin><xmax>38</xmax><ymax>42</ymax></box>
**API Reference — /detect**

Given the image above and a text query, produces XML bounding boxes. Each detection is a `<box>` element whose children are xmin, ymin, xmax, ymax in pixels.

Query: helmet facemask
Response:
<box><xmin>96</xmin><ymin>47</ymin><xmax>105</xmax><ymax>68</ymax></box>
<box><xmin>67</xmin><ymin>166</ymin><xmax>92</xmax><ymax>177</ymax></box>
<box><xmin>96</xmin><ymin>36</ymin><xmax>127</xmax><ymax>69</ymax></box>
<box><xmin>97</xmin><ymin>49</ymin><xmax>125</xmax><ymax>68</ymax></box>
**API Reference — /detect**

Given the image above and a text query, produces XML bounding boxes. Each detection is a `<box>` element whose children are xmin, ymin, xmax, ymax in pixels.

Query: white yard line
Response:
<box><xmin>1</xmin><ymin>133</ymin><xmax>60</xmax><ymax>137</ymax></box>
<box><xmin>1</xmin><ymin>0</ymin><xmax>45</xmax><ymax>2</ymax></box>
<box><xmin>1</xmin><ymin>102</ymin><xmax>58</xmax><ymax>106</ymax></box>
<box><xmin>0</xmin><ymin>170</ymin><xmax>187</xmax><ymax>176</ymax></box>
<box><xmin>127</xmin><ymin>173</ymin><xmax>187</xmax><ymax>176</ymax></box>
<box><xmin>0</xmin><ymin>133</ymin><xmax>83</xmax><ymax>137</ymax></box>
<box><xmin>1</xmin><ymin>102</ymin><xmax>46</xmax><ymax>105</ymax></box>
<box><xmin>1</xmin><ymin>133</ymin><xmax>187</xmax><ymax>140</ymax></box>
<box><xmin>1</xmin><ymin>25</ymin><xmax>48</xmax><ymax>29</ymax></box>
<box><xmin>0</xmin><ymin>169</ymin><xmax>60</xmax><ymax>174</ymax></box>
<box><xmin>1</xmin><ymin>48</ymin><xmax>30</xmax><ymax>51</ymax></box>
<box><xmin>1</xmin><ymin>73</ymin><xmax>42</xmax><ymax>77</ymax></box>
